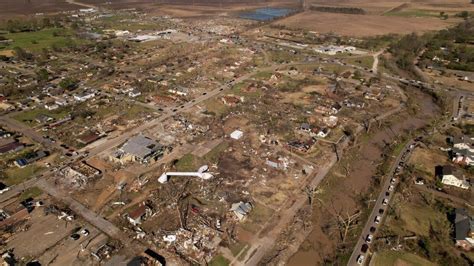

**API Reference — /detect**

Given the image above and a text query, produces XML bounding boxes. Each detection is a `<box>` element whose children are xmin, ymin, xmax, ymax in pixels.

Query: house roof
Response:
<box><xmin>442</xmin><ymin>165</ymin><xmax>454</xmax><ymax>176</ymax></box>
<box><xmin>121</xmin><ymin>135</ymin><xmax>161</xmax><ymax>159</ymax></box>
<box><xmin>128</xmin><ymin>204</ymin><xmax>147</xmax><ymax>220</ymax></box>
<box><xmin>230</xmin><ymin>201</ymin><xmax>252</xmax><ymax>216</ymax></box>
<box><xmin>78</xmin><ymin>131</ymin><xmax>101</xmax><ymax>145</ymax></box>
<box><xmin>455</xmin><ymin>208</ymin><xmax>471</xmax><ymax>241</ymax></box>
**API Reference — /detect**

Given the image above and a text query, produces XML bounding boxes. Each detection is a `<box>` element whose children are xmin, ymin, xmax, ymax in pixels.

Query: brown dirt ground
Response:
<box><xmin>0</xmin><ymin>0</ymin><xmax>79</xmax><ymax>18</ymax></box>
<box><xmin>275</xmin><ymin>11</ymin><xmax>458</xmax><ymax>37</ymax></box>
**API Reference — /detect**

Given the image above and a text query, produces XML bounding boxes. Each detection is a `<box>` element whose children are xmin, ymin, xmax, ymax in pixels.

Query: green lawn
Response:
<box><xmin>2</xmin><ymin>164</ymin><xmax>43</xmax><ymax>186</ymax></box>
<box><xmin>209</xmin><ymin>254</ymin><xmax>230</xmax><ymax>266</ymax></box>
<box><xmin>372</xmin><ymin>251</ymin><xmax>436</xmax><ymax>266</ymax></box>
<box><xmin>19</xmin><ymin>186</ymin><xmax>43</xmax><ymax>200</ymax></box>
<box><xmin>175</xmin><ymin>154</ymin><xmax>199</xmax><ymax>172</ymax></box>
<box><xmin>345</xmin><ymin>56</ymin><xmax>374</xmax><ymax>69</ymax></box>
<box><xmin>13</xmin><ymin>107</ymin><xmax>71</xmax><ymax>126</ymax></box>
<box><xmin>387</xmin><ymin>202</ymin><xmax>446</xmax><ymax>236</ymax></box>
<box><xmin>175</xmin><ymin>143</ymin><xmax>228</xmax><ymax>171</ymax></box>
<box><xmin>1</xmin><ymin>28</ymin><xmax>78</xmax><ymax>51</ymax></box>
<box><xmin>229</xmin><ymin>241</ymin><xmax>247</xmax><ymax>256</ymax></box>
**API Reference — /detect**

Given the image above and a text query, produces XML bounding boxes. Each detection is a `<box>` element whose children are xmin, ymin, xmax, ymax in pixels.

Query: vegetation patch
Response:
<box><xmin>372</xmin><ymin>250</ymin><xmax>436</xmax><ymax>266</ymax></box>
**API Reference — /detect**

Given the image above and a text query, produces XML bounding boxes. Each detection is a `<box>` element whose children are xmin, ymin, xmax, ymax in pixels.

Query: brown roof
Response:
<box><xmin>77</xmin><ymin>132</ymin><xmax>101</xmax><ymax>145</ymax></box>
<box><xmin>128</xmin><ymin>204</ymin><xmax>147</xmax><ymax>220</ymax></box>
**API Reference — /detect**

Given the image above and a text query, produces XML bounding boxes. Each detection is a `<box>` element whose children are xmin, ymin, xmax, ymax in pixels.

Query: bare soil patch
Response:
<box><xmin>276</xmin><ymin>11</ymin><xmax>456</xmax><ymax>37</ymax></box>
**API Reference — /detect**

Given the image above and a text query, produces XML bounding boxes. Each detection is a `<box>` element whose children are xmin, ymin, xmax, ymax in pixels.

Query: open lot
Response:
<box><xmin>372</xmin><ymin>250</ymin><xmax>436</xmax><ymax>266</ymax></box>
<box><xmin>275</xmin><ymin>11</ymin><xmax>457</xmax><ymax>37</ymax></box>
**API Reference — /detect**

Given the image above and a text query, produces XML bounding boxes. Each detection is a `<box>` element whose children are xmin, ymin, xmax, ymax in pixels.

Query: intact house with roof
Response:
<box><xmin>454</xmin><ymin>208</ymin><xmax>474</xmax><ymax>251</ymax></box>
<box><xmin>451</xmin><ymin>136</ymin><xmax>474</xmax><ymax>166</ymax></box>
<box><xmin>0</xmin><ymin>138</ymin><xmax>24</xmax><ymax>154</ymax></box>
<box><xmin>436</xmin><ymin>165</ymin><xmax>470</xmax><ymax>189</ymax></box>
<box><xmin>110</xmin><ymin>135</ymin><xmax>165</xmax><ymax>164</ymax></box>
<box><xmin>14</xmin><ymin>150</ymin><xmax>49</xmax><ymax>168</ymax></box>
<box><xmin>126</xmin><ymin>203</ymin><xmax>152</xmax><ymax>226</ymax></box>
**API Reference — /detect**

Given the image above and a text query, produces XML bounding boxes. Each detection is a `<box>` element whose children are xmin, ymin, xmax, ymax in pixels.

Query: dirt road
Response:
<box><xmin>372</xmin><ymin>50</ymin><xmax>384</xmax><ymax>74</ymax></box>
<box><xmin>65</xmin><ymin>0</ymin><xmax>96</xmax><ymax>9</ymax></box>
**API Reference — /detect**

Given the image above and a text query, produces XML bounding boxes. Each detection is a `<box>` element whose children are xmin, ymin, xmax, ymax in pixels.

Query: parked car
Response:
<box><xmin>382</xmin><ymin>198</ymin><xmax>389</xmax><ymax>205</ymax></box>
<box><xmin>374</xmin><ymin>216</ymin><xmax>381</xmax><ymax>224</ymax></box>
<box><xmin>369</xmin><ymin>226</ymin><xmax>376</xmax><ymax>233</ymax></box>
<box><xmin>361</xmin><ymin>244</ymin><xmax>369</xmax><ymax>253</ymax></box>
<box><xmin>80</xmin><ymin>228</ymin><xmax>89</xmax><ymax>236</ymax></box>
<box><xmin>389</xmin><ymin>185</ymin><xmax>394</xmax><ymax>191</ymax></box>
<box><xmin>357</xmin><ymin>254</ymin><xmax>365</xmax><ymax>264</ymax></box>
<box><xmin>379</xmin><ymin>208</ymin><xmax>384</xmax><ymax>215</ymax></box>
<box><xmin>70</xmin><ymin>233</ymin><xmax>80</xmax><ymax>240</ymax></box>
<box><xmin>366</xmin><ymin>234</ymin><xmax>373</xmax><ymax>243</ymax></box>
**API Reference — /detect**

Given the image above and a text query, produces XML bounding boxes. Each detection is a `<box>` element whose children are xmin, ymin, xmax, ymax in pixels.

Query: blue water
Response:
<box><xmin>239</xmin><ymin>8</ymin><xmax>294</xmax><ymax>21</ymax></box>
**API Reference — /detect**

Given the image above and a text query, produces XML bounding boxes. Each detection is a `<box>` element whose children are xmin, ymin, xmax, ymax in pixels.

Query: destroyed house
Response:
<box><xmin>230</xmin><ymin>201</ymin><xmax>252</xmax><ymax>221</ymax></box>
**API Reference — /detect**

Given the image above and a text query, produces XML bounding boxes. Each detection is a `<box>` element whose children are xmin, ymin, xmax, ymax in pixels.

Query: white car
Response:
<box><xmin>390</xmin><ymin>178</ymin><xmax>396</xmax><ymax>185</ymax></box>
<box><xmin>374</xmin><ymin>216</ymin><xmax>381</xmax><ymax>224</ymax></box>
<box><xmin>382</xmin><ymin>198</ymin><xmax>389</xmax><ymax>205</ymax></box>
<box><xmin>357</xmin><ymin>254</ymin><xmax>365</xmax><ymax>264</ymax></box>
<box><xmin>366</xmin><ymin>234</ymin><xmax>373</xmax><ymax>243</ymax></box>
<box><xmin>80</xmin><ymin>228</ymin><xmax>89</xmax><ymax>236</ymax></box>
<box><xmin>389</xmin><ymin>185</ymin><xmax>394</xmax><ymax>191</ymax></box>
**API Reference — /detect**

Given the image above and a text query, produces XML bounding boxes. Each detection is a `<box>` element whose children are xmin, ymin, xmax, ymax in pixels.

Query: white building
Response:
<box><xmin>441</xmin><ymin>166</ymin><xmax>470</xmax><ymax>189</ymax></box>
<box><xmin>74</xmin><ymin>91</ymin><xmax>95</xmax><ymax>102</ymax></box>
<box><xmin>128</xmin><ymin>90</ymin><xmax>141</xmax><ymax>98</ymax></box>
<box><xmin>230</xmin><ymin>130</ymin><xmax>243</xmax><ymax>140</ymax></box>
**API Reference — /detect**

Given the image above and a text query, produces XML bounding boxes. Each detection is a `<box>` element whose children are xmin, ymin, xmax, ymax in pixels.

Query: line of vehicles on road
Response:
<box><xmin>356</xmin><ymin>141</ymin><xmax>418</xmax><ymax>265</ymax></box>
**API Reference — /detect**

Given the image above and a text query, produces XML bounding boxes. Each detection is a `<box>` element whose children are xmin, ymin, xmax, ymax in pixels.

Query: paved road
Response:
<box><xmin>348</xmin><ymin>140</ymin><xmax>415</xmax><ymax>265</ymax></box>
<box><xmin>36</xmin><ymin>178</ymin><xmax>128</xmax><ymax>240</ymax></box>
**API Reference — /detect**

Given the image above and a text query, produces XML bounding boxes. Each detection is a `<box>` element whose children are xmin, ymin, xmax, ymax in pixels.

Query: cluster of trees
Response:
<box><xmin>423</xmin><ymin>19</ymin><xmax>474</xmax><ymax>71</ymax></box>
<box><xmin>1</xmin><ymin>17</ymin><xmax>63</xmax><ymax>33</ymax></box>
<box><xmin>310</xmin><ymin>6</ymin><xmax>366</xmax><ymax>15</ymax></box>
<box><xmin>389</xmin><ymin>33</ymin><xmax>427</xmax><ymax>71</ymax></box>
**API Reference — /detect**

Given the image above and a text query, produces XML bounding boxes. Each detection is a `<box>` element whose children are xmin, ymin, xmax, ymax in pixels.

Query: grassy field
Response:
<box><xmin>19</xmin><ymin>186</ymin><xmax>43</xmax><ymax>200</ymax></box>
<box><xmin>1</xmin><ymin>28</ymin><xmax>78</xmax><ymax>51</ymax></box>
<box><xmin>387</xmin><ymin>202</ymin><xmax>446</xmax><ymax>236</ymax></box>
<box><xmin>3</xmin><ymin>164</ymin><xmax>43</xmax><ymax>186</ymax></box>
<box><xmin>372</xmin><ymin>250</ymin><xmax>436</xmax><ymax>266</ymax></box>
<box><xmin>175</xmin><ymin>142</ymin><xmax>229</xmax><ymax>171</ymax></box>
<box><xmin>13</xmin><ymin>106</ymin><xmax>71</xmax><ymax>125</ymax></box>
<box><xmin>209</xmin><ymin>254</ymin><xmax>229</xmax><ymax>266</ymax></box>
<box><xmin>344</xmin><ymin>56</ymin><xmax>374</xmax><ymax>69</ymax></box>
<box><xmin>385</xmin><ymin>9</ymin><xmax>440</xmax><ymax>18</ymax></box>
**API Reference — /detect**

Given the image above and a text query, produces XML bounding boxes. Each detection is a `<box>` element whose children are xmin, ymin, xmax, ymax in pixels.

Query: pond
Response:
<box><xmin>239</xmin><ymin>7</ymin><xmax>295</xmax><ymax>21</ymax></box>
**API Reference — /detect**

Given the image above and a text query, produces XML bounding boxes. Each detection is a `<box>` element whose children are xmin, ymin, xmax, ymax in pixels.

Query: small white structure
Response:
<box><xmin>128</xmin><ymin>90</ymin><xmax>141</xmax><ymax>98</ymax></box>
<box><xmin>74</xmin><ymin>91</ymin><xmax>95</xmax><ymax>102</ymax></box>
<box><xmin>317</xmin><ymin>128</ymin><xmax>330</xmax><ymax>138</ymax></box>
<box><xmin>158</xmin><ymin>165</ymin><xmax>213</xmax><ymax>184</ymax></box>
<box><xmin>44</xmin><ymin>103</ymin><xmax>59</xmax><ymax>111</ymax></box>
<box><xmin>230</xmin><ymin>130</ymin><xmax>243</xmax><ymax>140</ymax></box>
